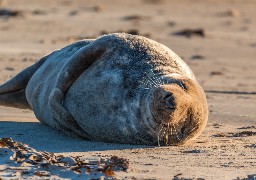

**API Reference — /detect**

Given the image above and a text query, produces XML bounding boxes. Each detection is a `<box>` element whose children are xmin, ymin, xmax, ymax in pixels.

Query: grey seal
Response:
<box><xmin>0</xmin><ymin>33</ymin><xmax>208</xmax><ymax>146</ymax></box>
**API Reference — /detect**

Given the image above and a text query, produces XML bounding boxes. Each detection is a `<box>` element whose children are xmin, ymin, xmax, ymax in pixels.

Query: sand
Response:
<box><xmin>0</xmin><ymin>0</ymin><xmax>255</xmax><ymax>179</ymax></box>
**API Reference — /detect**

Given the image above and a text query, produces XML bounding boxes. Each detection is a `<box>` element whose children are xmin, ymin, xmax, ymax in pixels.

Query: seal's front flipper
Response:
<box><xmin>49</xmin><ymin>37</ymin><xmax>115</xmax><ymax>138</ymax></box>
<box><xmin>0</xmin><ymin>55</ymin><xmax>48</xmax><ymax>109</ymax></box>
<box><xmin>49</xmin><ymin>88</ymin><xmax>93</xmax><ymax>138</ymax></box>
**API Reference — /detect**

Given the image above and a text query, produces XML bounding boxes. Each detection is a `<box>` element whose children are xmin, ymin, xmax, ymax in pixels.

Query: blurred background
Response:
<box><xmin>0</xmin><ymin>1</ymin><xmax>255</xmax><ymax>179</ymax></box>
<box><xmin>0</xmin><ymin>0</ymin><xmax>255</xmax><ymax>123</ymax></box>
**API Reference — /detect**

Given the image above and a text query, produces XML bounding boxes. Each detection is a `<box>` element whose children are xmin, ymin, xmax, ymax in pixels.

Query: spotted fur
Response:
<box><xmin>0</xmin><ymin>33</ymin><xmax>208</xmax><ymax>145</ymax></box>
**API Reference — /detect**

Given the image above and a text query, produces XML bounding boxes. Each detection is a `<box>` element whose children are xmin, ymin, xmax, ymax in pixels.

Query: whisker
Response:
<box><xmin>157</xmin><ymin>122</ymin><xmax>165</xmax><ymax>146</ymax></box>
<box><xmin>188</xmin><ymin>122</ymin><xmax>199</xmax><ymax>134</ymax></box>
<box><xmin>148</xmin><ymin>77</ymin><xmax>159</xmax><ymax>88</ymax></box>
<box><xmin>146</xmin><ymin>72</ymin><xmax>161</xmax><ymax>86</ymax></box>
<box><xmin>157</xmin><ymin>134</ymin><xmax>160</xmax><ymax>146</ymax></box>
<box><xmin>140</xmin><ymin>70</ymin><xmax>166</xmax><ymax>90</ymax></box>
<box><xmin>165</xmin><ymin>122</ymin><xmax>170</xmax><ymax>145</ymax></box>
<box><xmin>172</xmin><ymin>125</ymin><xmax>181</xmax><ymax>141</ymax></box>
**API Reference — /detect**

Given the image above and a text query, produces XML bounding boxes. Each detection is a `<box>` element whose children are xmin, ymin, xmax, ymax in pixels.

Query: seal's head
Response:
<box><xmin>150</xmin><ymin>78</ymin><xmax>208</xmax><ymax>146</ymax></box>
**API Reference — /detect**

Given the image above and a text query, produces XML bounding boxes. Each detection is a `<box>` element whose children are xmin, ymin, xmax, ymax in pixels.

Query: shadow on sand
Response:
<box><xmin>0</xmin><ymin>121</ymin><xmax>147</xmax><ymax>153</ymax></box>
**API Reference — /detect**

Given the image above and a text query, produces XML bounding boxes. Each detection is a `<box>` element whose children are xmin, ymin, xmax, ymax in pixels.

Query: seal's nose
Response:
<box><xmin>163</xmin><ymin>92</ymin><xmax>176</xmax><ymax>110</ymax></box>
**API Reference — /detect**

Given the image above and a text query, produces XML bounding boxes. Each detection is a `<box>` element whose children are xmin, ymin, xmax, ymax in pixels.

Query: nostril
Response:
<box><xmin>168</xmin><ymin>102</ymin><xmax>176</xmax><ymax>110</ymax></box>
<box><xmin>181</xmin><ymin>126</ymin><xmax>186</xmax><ymax>134</ymax></box>
<box><xmin>169</xmin><ymin>106</ymin><xmax>175</xmax><ymax>110</ymax></box>
<box><xmin>163</xmin><ymin>92</ymin><xmax>176</xmax><ymax>110</ymax></box>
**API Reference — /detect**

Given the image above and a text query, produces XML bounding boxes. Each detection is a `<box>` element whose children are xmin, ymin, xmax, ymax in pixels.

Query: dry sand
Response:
<box><xmin>0</xmin><ymin>0</ymin><xmax>255</xmax><ymax>179</ymax></box>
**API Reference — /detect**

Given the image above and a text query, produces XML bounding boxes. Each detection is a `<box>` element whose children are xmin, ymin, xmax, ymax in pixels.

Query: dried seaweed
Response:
<box><xmin>0</xmin><ymin>137</ymin><xmax>129</xmax><ymax>179</ymax></box>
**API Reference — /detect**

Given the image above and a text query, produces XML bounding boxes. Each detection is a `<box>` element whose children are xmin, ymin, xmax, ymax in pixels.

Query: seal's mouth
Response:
<box><xmin>156</xmin><ymin>113</ymin><xmax>194</xmax><ymax>146</ymax></box>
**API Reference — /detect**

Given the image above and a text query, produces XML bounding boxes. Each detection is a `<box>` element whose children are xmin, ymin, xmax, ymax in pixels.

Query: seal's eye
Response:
<box><xmin>163</xmin><ymin>92</ymin><xmax>176</xmax><ymax>110</ymax></box>
<box><xmin>163</xmin><ymin>92</ymin><xmax>173</xmax><ymax>100</ymax></box>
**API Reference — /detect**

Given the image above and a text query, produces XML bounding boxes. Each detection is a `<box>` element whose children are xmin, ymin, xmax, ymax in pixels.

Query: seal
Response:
<box><xmin>0</xmin><ymin>33</ymin><xmax>208</xmax><ymax>146</ymax></box>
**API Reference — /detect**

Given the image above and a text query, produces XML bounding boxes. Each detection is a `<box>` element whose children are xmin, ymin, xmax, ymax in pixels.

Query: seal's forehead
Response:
<box><xmin>110</xmin><ymin>33</ymin><xmax>196</xmax><ymax>80</ymax></box>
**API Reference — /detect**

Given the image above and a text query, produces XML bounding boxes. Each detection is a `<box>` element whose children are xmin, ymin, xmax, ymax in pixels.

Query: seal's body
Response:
<box><xmin>0</xmin><ymin>33</ymin><xmax>208</xmax><ymax>146</ymax></box>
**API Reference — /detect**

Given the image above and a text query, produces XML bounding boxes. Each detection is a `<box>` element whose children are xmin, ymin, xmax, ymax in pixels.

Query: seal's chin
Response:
<box><xmin>156</xmin><ymin>112</ymin><xmax>198</xmax><ymax>146</ymax></box>
<box><xmin>149</xmin><ymin>81</ymin><xmax>208</xmax><ymax>146</ymax></box>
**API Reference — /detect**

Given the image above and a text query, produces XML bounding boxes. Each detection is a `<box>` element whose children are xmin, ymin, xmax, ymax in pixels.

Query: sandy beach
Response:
<box><xmin>0</xmin><ymin>0</ymin><xmax>255</xmax><ymax>179</ymax></box>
